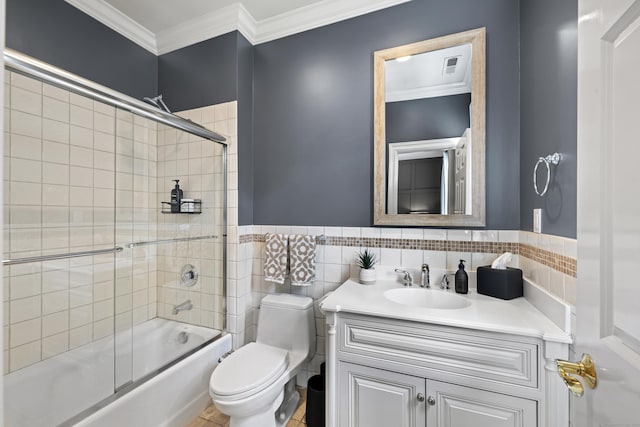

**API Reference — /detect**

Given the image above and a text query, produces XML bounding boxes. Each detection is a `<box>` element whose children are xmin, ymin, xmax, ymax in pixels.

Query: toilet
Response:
<box><xmin>209</xmin><ymin>294</ymin><xmax>316</xmax><ymax>427</ymax></box>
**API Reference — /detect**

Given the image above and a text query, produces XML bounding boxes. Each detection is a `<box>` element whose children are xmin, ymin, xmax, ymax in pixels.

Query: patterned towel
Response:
<box><xmin>264</xmin><ymin>233</ymin><xmax>288</xmax><ymax>284</ymax></box>
<box><xmin>289</xmin><ymin>234</ymin><xmax>316</xmax><ymax>286</ymax></box>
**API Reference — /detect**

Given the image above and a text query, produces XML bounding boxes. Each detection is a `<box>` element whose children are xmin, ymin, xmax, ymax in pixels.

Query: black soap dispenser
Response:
<box><xmin>171</xmin><ymin>180</ymin><xmax>183</xmax><ymax>213</ymax></box>
<box><xmin>455</xmin><ymin>260</ymin><xmax>468</xmax><ymax>294</ymax></box>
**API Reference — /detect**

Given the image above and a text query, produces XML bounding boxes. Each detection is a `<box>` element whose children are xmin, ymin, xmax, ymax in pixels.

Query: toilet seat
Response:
<box><xmin>210</xmin><ymin>342</ymin><xmax>289</xmax><ymax>401</ymax></box>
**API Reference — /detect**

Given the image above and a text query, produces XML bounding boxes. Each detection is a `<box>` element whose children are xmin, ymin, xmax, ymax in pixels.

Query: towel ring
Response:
<box><xmin>533</xmin><ymin>152</ymin><xmax>561</xmax><ymax>196</ymax></box>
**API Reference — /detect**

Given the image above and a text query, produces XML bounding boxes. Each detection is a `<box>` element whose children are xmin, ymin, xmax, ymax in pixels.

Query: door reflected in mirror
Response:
<box><xmin>374</xmin><ymin>28</ymin><xmax>486</xmax><ymax>226</ymax></box>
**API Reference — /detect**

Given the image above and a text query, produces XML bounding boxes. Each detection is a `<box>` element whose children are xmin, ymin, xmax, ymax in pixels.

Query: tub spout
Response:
<box><xmin>172</xmin><ymin>299</ymin><xmax>193</xmax><ymax>315</ymax></box>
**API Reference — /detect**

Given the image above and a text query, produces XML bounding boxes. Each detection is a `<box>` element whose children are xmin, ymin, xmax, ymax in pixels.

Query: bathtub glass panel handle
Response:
<box><xmin>2</xmin><ymin>246</ymin><xmax>124</xmax><ymax>266</ymax></box>
<box><xmin>127</xmin><ymin>235</ymin><xmax>218</xmax><ymax>248</ymax></box>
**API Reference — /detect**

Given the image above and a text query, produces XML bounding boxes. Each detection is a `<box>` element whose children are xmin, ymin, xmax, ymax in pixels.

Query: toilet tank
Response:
<box><xmin>257</xmin><ymin>294</ymin><xmax>315</xmax><ymax>358</ymax></box>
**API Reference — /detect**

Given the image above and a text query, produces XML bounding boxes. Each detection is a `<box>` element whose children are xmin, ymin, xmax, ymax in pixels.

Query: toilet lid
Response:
<box><xmin>210</xmin><ymin>342</ymin><xmax>289</xmax><ymax>397</ymax></box>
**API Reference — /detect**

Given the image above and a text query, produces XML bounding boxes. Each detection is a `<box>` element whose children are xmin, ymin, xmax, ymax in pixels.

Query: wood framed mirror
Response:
<box><xmin>373</xmin><ymin>28</ymin><xmax>486</xmax><ymax>226</ymax></box>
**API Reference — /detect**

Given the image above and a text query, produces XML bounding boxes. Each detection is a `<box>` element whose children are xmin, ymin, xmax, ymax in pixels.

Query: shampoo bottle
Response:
<box><xmin>455</xmin><ymin>260</ymin><xmax>468</xmax><ymax>294</ymax></box>
<box><xmin>171</xmin><ymin>180</ymin><xmax>183</xmax><ymax>213</ymax></box>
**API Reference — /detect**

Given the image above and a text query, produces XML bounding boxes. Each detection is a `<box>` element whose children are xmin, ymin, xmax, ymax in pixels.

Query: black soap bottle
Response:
<box><xmin>455</xmin><ymin>260</ymin><xmax>468</xmax><ymax>294</ymax></box>
<box><xmin>171</xmin><ymin>180</ymin><xmax>183</xmax><ymax>213</ymax></box>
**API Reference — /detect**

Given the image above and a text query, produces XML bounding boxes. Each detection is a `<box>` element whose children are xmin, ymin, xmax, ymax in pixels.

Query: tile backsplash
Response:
<box><xmin>230</xmin><ymin>225</ymin><xmax>576</xmax><ymax>385</ymax></box>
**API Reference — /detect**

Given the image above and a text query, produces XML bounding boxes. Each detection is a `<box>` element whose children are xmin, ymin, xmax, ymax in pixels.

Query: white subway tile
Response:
<box><xmin>70</xmin><ymin>145</ymin><xmax>93</xmax><ymax>168</ymax></box>
<box><xmin>43</xmin><ymin>84</ymin><xmax>69</xmax><ymax>102</ymax></box>
<box><xmin>12</xmin><ymin>73</ymin><xmax>42</xmax><ymax>93</ymax></box>
<box><xmin>43</xmin><ymin>162</ymin><xmax>69</xmax><ymax>185</ymax></box>
<box><xmin>42</xmin><ymin>290</ymin><xmax>69</xmax><ymax>315</ymax></box>
<box><xmin>10</xmin><ymin>134</ymin><xmax>42</xmax><ymax>161</ymax></box>
<box><xmin>42</xmin><ymin>96</ymin><xmax>69</xmax><ymax>122</ymax></box>
<box><xmin>10</xmin><ymin>318</ymin><xmax>41</xmax><ymax>348</ymax></box>
<box><xmin>69</xmin><ymin>324</ymin><xmax>92</xmax><ymax>349</ymax></box>
<box><xmin>9</xmin><ymin>273</ymin><xmax>41</xmax><ymax>300</ymax></box>
<box><xmin>94</xmin><ymin>131</ymin><xmax>114</xmax><ymax>153</ymax></box>
<box><xmin>380</xmin><ymin>228</ymin><xmax>401</xmax><ymax>239</ymax></box>
<box><xmin>402</xmin><ymin>228</ymin><xmax>423</xmax><ymax>239</ymax></box>
<box><xmin>447</xmin><ymin>230</ymin><xmax>472</xmax><ymax>241</ymax></box>
<box><xmin>42</xmin><ymin>184</ymin><xmax>69</xmax><ymax>207</ymax></box>
<box><xmin>11</xmin><ymin>87</ymin><xmax>42</xmax><ymax>116</ymax></box>
<box><xmin>380</xmin><ymin>248</ymin><xmax>401</xmax><ymax>267</ymax></box>
<box><xmin>10</xmin><ymin>158</ymin><xmax>41</xmax><ymax>183</ymax></box>
<box><xmin>10</xmin><ymin>340</ymin><xmax>41</xmax><ymax>371</ymax></box>
<box><xmin>43</xmin><ymin>140</ymin><xmax>70</xmax><ymax>164</ymax></box>
<box><xmin>42</xmin><ymin>311</ymin><xmax>69</xmax><ymax>337</ymax></box>
<box><xmin>70</xmin><ymin>125</ymin><xmax>93</xmax><ymax>148</ymax></box>
<box><xmin>42</xmin><ymin>332</ymin><xmax>69</xmax><ymax>359</ymax></box>
<box><xmin>43</xmin><ymin>118</ymin><xmax>69</xmax><ymax>144</ymax></box>
<box><xmin>10</xmin><ymin>181</ymin><xmax>41</xmax><ymax>206</ymax></box>
<box><xmin>9</xmin><ymin>205</ymin><xmax>41</xmax><ymax>228</ymax></box>
<box><xmin>69</xmin><ymin>166</ymin><xmax>93</xmax><ymax>187</ymax></box>
<box><xmin>10</xmin><ymin>295</ymin><xmax>41</xmax><ymax>323</ymax></box>
<box><xmin>401</xmin><ymin>249</ymin><xmax>423</xmax><ymax>268</ymax></box>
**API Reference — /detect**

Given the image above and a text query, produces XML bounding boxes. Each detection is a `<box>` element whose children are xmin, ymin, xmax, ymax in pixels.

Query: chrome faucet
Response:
<box><xmin>420</xmin><ymin>264</ymin><xmax>430</xmax><ymax>288</ymax></box>
<box><xmin>395</xmin><ymin>269</ymin><xmax>413</xmax><ymax>286</ymax></box>
<box><xmin>172</xmin><ymin>299</ymin><xmax>193</xmax><ymax>315</ymax></box>
<box><xmin>440</xmin><ymin>273</ymin><xmax>454</xmax><ymax>290</ymax></box>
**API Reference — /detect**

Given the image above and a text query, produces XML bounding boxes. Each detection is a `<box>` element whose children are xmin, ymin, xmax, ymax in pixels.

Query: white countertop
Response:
<box><xmin>320</xmin><ymin>278</ymin><xmax>572</xmax><ymax>344</ymax></box>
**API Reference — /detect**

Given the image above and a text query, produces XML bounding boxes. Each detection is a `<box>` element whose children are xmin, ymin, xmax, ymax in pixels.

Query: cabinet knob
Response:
<box><xmin>427</xmin><ymin>396</ymin><xmax>436</xmax><ymax>406</ymax></box>
<box><xmin>417</xmin><ymin>393</ymin><xmax>425</xmax><ymax>402</ymax></box>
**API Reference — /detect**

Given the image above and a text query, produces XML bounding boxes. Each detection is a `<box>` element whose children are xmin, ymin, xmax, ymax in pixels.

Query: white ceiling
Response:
<box><xmin>385</xmin><ymin>44</ymin><xmax>472</xmax><ymax>103</ymax></box>
<box><xmin>65</xmin><ymin>0</ymin><xmax>411</xmax><ymax>55</ymax></box>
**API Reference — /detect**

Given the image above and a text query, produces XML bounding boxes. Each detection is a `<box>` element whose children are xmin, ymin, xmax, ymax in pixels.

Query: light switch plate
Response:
<box><xmin>533</xmin><ymin>209</ymin><xmax>542</xmax><ymax>233</ymax></box>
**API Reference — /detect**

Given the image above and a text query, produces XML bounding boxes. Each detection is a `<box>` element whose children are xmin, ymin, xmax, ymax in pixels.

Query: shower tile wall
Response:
<box><xmin>4</xmin><ymin>71</ymin><xmax>162</xmax><ymax>374</ymax></box>
<box><xmin>154</xmin><ymin>102</ymin><xmax>235</xmax><ymax>331</ymax></box>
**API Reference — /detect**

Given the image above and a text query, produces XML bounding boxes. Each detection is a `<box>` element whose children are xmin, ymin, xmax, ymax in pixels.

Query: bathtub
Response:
<box><xmin>5</xmin><ymin>318</ymin><xmax>231</xmax><ymax>427</ymax></box>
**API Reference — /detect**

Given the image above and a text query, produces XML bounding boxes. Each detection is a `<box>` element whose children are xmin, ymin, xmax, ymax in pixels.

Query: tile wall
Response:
<box><xmin>154</xmin><ymin>102</ymin><xmax>236</xmax><ymax>331</ymax></box>
<box><xmin>2</xmin><ymin>70</ymin><xmax>231</xmax><ymax>374</ymax></box>
<box><xmin>231</xmin><ymin>226</ymin><xmax>577</xmax><ymax>385</ymax></box>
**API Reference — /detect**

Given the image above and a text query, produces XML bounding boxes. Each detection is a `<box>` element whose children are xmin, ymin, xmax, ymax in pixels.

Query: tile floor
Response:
<box><xmin>185</xmin><ymin>387</ymin><xmax>308</xmax><ymax>427</ymax></box>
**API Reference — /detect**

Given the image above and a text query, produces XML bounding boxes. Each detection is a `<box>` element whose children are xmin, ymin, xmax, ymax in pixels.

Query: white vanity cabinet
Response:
<box><xmin>325</xmin><ymin>311</ymin><xmax>569</xmax><ymax>427</ymax></box>
<box><xmin>340</xmin><ymin>361</ymin><xmax>536</xmax><ymax>427</ymax></box>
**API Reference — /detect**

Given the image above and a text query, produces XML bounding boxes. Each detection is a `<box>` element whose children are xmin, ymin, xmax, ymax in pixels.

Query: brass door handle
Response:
<box><xmin>556</xmin><ymin>353</ymin><xmax>598</xmax><ymax>397</ymax></box>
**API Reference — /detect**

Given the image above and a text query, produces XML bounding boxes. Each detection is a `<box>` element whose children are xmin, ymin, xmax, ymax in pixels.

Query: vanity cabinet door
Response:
<box><xmin>426</xmin><ymin>379</ymin><xmax>537</xmax><ymax>427</ymax></box>
<box><xmin>339</xmin><ymin>361</ymin><xmax>426</xmax><ymax>427</ymax></box>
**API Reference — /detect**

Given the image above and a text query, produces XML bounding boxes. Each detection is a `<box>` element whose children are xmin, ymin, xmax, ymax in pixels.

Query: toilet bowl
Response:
<box><xmin>209</xmin><ymin>294</ymin><xmax>316</xmax><ymax>427</ymax></box>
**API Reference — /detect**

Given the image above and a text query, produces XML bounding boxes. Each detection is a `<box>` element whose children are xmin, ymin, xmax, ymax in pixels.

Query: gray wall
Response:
<box><xmin>157</xmin><ymin>32</ymin><xmax>255</xmax><ymax>226</ymax></box>
<box><xmin>157</xmin><ymin>33</ymin><xmax>238</xmax><ymax>111</ymax></box>
<box><xmin>6</xmin><ymin>0</ymin><xmax>157</xmax><ymax>99</ymax></box>
<box><xmin>520</xmin><ymin>0</ymin><xmax>577</xmax><ymax>238</ymax></box>
<box><xmin>253</xmin><ymin>0</ymin><xmax>521</xmax><ymax>228</ymax></box>
<box><xmin>386</xmin><ymin>94</ymin><xmax>471</xmax><ymax>143</ymax></box>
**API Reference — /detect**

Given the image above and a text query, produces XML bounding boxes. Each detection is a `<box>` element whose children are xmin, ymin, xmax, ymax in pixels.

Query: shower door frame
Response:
<box><xmin>2</xmin><ymin>48</ymin><xmax>229</xmax><ymax>426</ymax></box>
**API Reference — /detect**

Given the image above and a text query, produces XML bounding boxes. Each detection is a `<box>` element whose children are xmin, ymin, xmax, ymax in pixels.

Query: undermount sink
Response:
<box><xmin>384</xmin><ymin>287</ymin><xmax>471</xmax><ymax>309</ymax></box>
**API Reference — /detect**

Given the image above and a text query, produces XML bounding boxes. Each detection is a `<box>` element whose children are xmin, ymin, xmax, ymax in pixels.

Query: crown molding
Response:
<box><xmin>155</xmin><ymin>3</ymin><xmax>258</xmax><ymax>55</ymax></box>
<box><xmin>67</xmin><ymin>0</ymin><xmax>412</xmax><ymax>55</ymax></box>
<box><xmin>65</xmin><ymin>0</ymin><xmax>157</xmax><ymax>54</ymax></box>
<box><xmin>253</xmin><ymin>0</ymin><xmax>411</xmax><ymax>45</ymax></box>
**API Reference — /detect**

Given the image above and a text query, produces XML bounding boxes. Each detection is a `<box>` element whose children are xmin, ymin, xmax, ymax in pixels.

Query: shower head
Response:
<box><xmin>143</xmin><ymin>94</ymin><xmax>171</xmax><ymax>113</ymax></box>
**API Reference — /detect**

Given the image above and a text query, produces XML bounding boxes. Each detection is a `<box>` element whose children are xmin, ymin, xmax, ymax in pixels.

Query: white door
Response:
<box><xmin>575</xmin><ymin>0</ymin><xmax>640</xmax><ymax>425</ymax></box>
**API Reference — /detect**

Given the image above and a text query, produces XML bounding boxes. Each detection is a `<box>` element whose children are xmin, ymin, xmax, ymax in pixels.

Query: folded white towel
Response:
<box><xmin>264</xmin><ymin>233</ymin><xmax>288</xmax><ymax>284</ymax></box>
<box><xmin>289</xmin><ymin>234</ymin><xmax>316</xmax><ymax>286</ymax></box>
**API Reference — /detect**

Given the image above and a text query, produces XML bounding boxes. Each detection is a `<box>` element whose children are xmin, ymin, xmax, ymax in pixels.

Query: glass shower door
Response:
<box><xmin>3</xmin><ymin>71</ymin><xmax>120</xmax><ymax>426</ymax></box>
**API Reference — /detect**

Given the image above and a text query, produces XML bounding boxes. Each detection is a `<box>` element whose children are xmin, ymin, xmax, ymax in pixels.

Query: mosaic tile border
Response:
<box><xmin>239</xmin><ymin>233</ymin><xmax>577</xmax><ymax>278</ymax></box>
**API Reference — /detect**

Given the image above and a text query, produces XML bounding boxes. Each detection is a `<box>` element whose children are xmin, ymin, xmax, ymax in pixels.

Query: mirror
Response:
<box><xmin>374</xmin><ymin>28</ymin><xmax>486</xmax><ymax>226</ymax></box>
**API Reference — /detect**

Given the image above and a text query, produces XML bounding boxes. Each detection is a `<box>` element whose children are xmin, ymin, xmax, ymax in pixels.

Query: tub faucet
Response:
<box><xmin>172</xmin><ymin>299</ymin><xmax>193</xmax><ymax>315</ymax></box>
<box><xmin>420</xmin><ymin>264</ymin><xmax>430</xmax><ymax>288</ymax></box>
<box><xmin>395</xmin><ymin>269</ymin><xmax>413</xmax><ymax>286</ymax></box>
